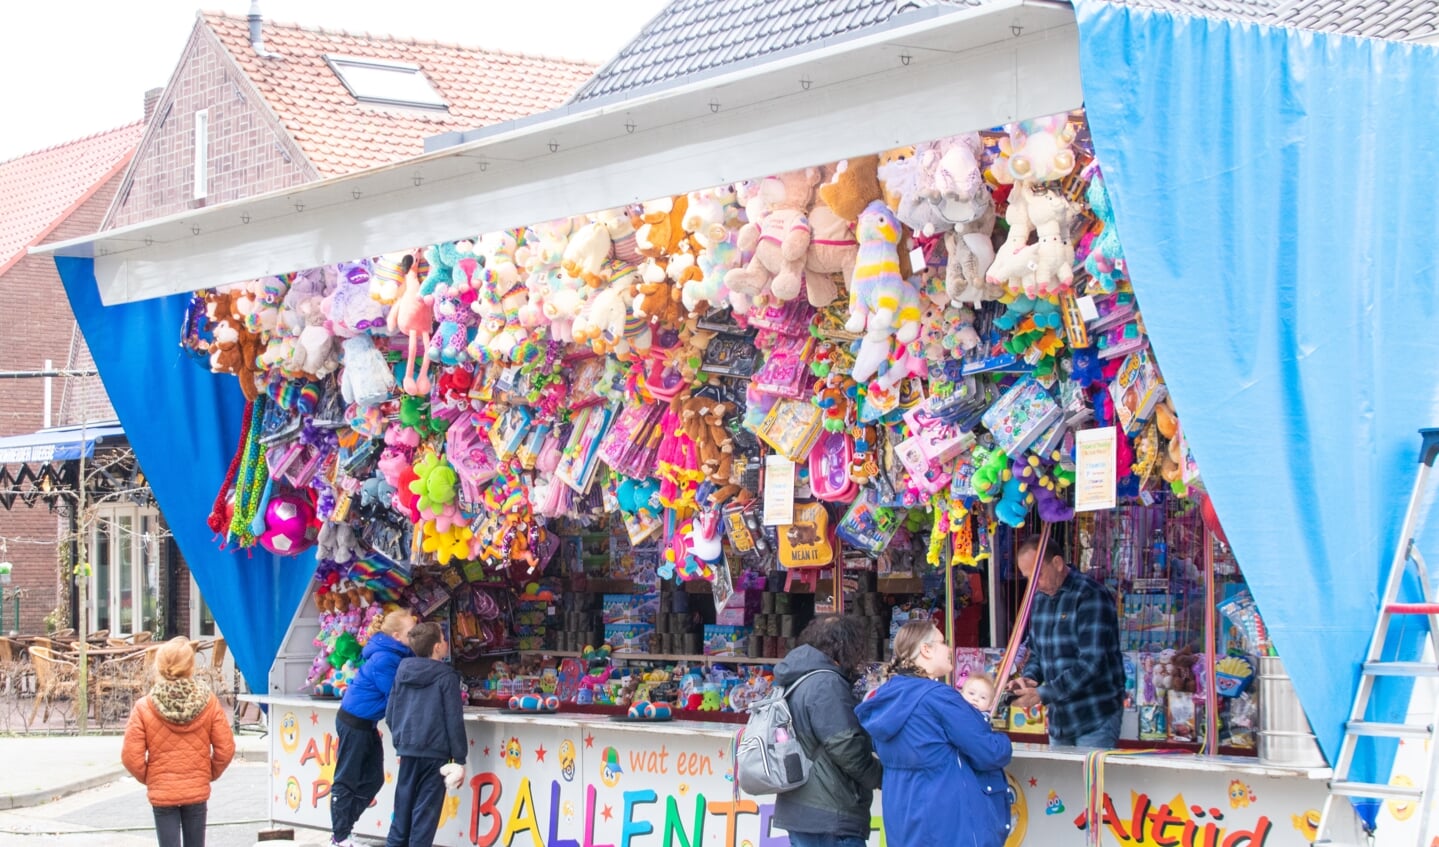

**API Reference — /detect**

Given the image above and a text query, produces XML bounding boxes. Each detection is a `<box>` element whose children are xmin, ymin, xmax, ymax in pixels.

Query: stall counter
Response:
<box><xmin>250</xmin><ymin>695</ymin><xmax>1361</xmax><ymax>846</ymax></box>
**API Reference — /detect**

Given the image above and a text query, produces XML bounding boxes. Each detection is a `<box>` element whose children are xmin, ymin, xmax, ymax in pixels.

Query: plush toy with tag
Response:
<box><xmin>725</xmin><ymin>168</ymin><xmax>820</xmax><ymax>304</ymax></box>
<box><xmin>934</xmin><ymin>134</ymin><xmax>998</xmax><ymax>305</ymax></box>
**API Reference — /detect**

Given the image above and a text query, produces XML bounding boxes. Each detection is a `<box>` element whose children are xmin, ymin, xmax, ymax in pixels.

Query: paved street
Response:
<box><xmin>0</xmin><ymin>761</ymin><xmax>294</xmax><ymax>846</ymax></box>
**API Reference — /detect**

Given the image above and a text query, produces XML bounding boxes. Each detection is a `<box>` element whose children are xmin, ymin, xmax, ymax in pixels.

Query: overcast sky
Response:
<box><xmin>0</xmin><ymin>0</ymin><xmax>670</xmax><ymax>161</ymax></box>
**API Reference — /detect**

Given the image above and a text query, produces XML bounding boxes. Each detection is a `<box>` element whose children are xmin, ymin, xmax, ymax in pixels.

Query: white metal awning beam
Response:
<box><xmin>33</xmin><ymin>0</ymin><xmax>1081</xmax><ymax>305</ymax></box>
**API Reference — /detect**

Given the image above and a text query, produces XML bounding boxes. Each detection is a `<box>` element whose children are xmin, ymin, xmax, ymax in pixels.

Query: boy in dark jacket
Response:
<box><xmin>331</xmin><ymin>610</ymin><xmax>414</xmax><ymax>847</ymax></box>
<box><xmin>385</xmin><ymin>622</ymin><xmax>468</xmax><ymax>847</ymax></box>
<box><xmin>770</xmin><ymin>616</ymin><xmax>883</xmax><ymax>847</ymax></box>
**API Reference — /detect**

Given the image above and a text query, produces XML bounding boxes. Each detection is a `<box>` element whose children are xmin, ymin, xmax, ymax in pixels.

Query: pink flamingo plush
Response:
<box><xmin>387</xmin><ymin>251</ymin><xmax>434</xmax><ymax>395</ymax></box>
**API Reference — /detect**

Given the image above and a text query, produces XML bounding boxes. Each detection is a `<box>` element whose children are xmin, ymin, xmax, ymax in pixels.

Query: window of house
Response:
<box><xmin>193</xmin><ymin>109</ymin><xmax>209</xmax><ymax>201</ymax></box>
<box><xmin>324</xmin><ymin>55</ymin><xmax>448</xmax><ymax>110</ymax></box>
<box><xmin>190</xmin><ymin>573</ymin><xmax>216</xmax><ymax>639</ymax></box>
<box><xmin>89</xmin><ymin>504</ymin><xmax>160</xmax><ymax>637</ymax></box>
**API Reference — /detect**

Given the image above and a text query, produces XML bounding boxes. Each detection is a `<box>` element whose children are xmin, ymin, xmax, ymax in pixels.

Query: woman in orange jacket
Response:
<box><xmin>122</xmin><ymin>637</ymin><xmax>236</xmax><ymax>847</ymax></box>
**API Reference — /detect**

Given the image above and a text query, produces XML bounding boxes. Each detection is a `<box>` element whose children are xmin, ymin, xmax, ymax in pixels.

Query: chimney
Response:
<box><xmin>143</xmin><ymin>88</ymin><xmax>163</xmax><ymax>125</ymax></box>
<box><xmin>248</xmin><ymin>1</ymin><xmax>274</xmax><ymax>57</ymax></box>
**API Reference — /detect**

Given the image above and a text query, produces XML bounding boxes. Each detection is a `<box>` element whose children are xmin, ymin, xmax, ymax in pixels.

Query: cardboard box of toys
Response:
<box><xmin>703</xmin><ymin>625</ymin><xmax>753</xmax><ymax>657</ymax></box>
<box><xmin>603</xmin><ymin>593</ymin><xmax>659</xmax><ymax>626</ymax></box>
<box><xmin>604</xmin><ymin>623</ymin><xmax>655</xmax><ymax>654</ymax></box>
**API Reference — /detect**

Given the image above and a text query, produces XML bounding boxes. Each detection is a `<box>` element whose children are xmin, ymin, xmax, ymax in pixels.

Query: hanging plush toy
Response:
<box><xmin>1080</xmin><ymin>166</ymin><xmax>1128</xmax><ymax>293</ymax></box>
<box><xmin>846</xmin><ymin>201</ymin><xmax>922</xmax><ymax>385</ymax></box>
<box><xmin>725</xmin><ymin>168</ymin><xmax>820</xmax><ymax>305</ymax></box>
<box><xmin>386</xmin><ymin>250</ymin><xmax>433</xmax><ymax>395</ymax></box>
<box><xmin>934</xmin><ymin>134</ymin><xmax>997</xmax><ymax>305</ymax></box>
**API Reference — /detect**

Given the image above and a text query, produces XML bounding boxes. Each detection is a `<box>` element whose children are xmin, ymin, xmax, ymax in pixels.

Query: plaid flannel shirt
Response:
<box><xmin>1022</xmin><ymin>568</ymin><xmax>1126</xmax><ymax>739</ymax></box>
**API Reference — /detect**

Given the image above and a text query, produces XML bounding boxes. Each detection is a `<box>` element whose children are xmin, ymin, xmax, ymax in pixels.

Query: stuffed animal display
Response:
<box><xmin>200</xmin><ymin>109</ymin><xmax>1203</xmax><ymax>699</ymax></box>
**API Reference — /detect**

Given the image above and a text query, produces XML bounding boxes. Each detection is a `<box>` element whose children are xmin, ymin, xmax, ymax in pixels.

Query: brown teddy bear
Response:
<box><xmin>205</xmin><ymin>290</ymin><xmax>263</xmax><ymax>400</ymax></box>
<box><xmin>819</xmin><ymin>155</ymin><xmax>914</xmax><ymax>280</ymax></box>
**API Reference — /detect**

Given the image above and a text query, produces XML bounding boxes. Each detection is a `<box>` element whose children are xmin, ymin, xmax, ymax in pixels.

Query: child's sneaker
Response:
<box><xmin>330</xmin><ymin>837</ymin><xmax>357</xmax><ymax>847</ymax></box>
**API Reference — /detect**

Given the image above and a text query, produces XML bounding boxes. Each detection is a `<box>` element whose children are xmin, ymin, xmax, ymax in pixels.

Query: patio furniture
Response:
<box><xmin>198</xmin><ymin>638</ymin><xmax>229</xmax><ymax>697</ymax></box>
<box><xmin>27</xmin><ymin>646</ymin><xmax>79</xmax><ymax>725</ymax></box>
<box><xmin>94</xmin><ymin>648</ymin><xmax>153</xmax><ymax>726</ymax></box>
<box><xmin>127</xmin><ymin>631</ymin><xmax>152</xmax><ymax>645</ymax></box>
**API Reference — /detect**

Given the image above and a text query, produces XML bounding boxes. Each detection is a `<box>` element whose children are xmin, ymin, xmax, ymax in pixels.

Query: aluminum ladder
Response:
<box><xmin>1317</xmin><ymin>428</ymin><xmax>1439</xmax><ymax>846</ymax></box>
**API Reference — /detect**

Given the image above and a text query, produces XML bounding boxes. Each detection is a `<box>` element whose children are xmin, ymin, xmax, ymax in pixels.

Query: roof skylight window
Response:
<box><xmin>325</xmin><ymin>55</ymin><xmax>448</xmax><ymax>110</ymax></box>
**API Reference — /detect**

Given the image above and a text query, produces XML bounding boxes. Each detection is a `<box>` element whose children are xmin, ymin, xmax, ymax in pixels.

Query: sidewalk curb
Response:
<box><xmin>0</xmin><ymin>768</ymin><xmax>127</xmax><ymax>811</ymax></box>
<box><xmin>0</xmin><ymin>745</ymin><xmax>266</xmax><ymax>810</ymax></box>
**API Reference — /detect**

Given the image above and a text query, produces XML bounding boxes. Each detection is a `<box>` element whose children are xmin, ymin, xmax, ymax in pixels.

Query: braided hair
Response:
<box><xmin>884</xmin><ymin>620</ymin><xmax>940</xmax><ymax>681</ymax></box>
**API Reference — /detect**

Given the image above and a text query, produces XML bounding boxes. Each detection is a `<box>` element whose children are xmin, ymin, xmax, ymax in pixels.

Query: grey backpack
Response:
<box><xmin>735</xmin><ymin>669</ymin><xmax>836</xmax><ymax>795</ymax></box>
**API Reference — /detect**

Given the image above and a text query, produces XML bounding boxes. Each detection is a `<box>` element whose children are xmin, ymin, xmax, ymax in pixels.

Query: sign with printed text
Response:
<box><xmin>267</xmin><ymin>703</ymin><xmax>1355</xmax><ymax>846</ymax></box>
<box><xmin>1074</xmin><ymin>426</ymin><xmax>1118</xmax><ymax>512</ymax></box>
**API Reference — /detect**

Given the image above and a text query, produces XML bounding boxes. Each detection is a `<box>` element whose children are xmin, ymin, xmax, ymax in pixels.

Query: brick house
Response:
<box><xmin>0</xmin><ymin>122</ymin><xmax>143</xmax><ymax>635</ymax></box>
<box><xmin>62</xmin><ymin>11</ymin><xmax>595</xmax><ymax>636</ymax></box>
<box><xmin>104</xmin><ymin>10</ymin><xmax>595</xmax><ymax>228</ymax></box>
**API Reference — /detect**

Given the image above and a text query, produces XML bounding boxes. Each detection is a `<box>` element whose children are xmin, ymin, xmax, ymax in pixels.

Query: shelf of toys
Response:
<box><xmin>216</xmin><ymin>107</ymin><xmax>1346</xmax><ymax>843</ymax></box>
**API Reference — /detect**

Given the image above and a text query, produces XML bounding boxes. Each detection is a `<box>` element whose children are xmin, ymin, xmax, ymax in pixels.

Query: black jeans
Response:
<box><xmin>385</xmin><ymin>755</ymin><xmax>446</xmax><ymax>847</ymax></box>
<box><xmin>332</xmin><ymin>711</ymin><xmax>386</xmax><ymax>839</ymax></box>
<box><xmin>153</xmin><ymin>802</ymin><xmax>207</xmax><ymax>847</ymax></box>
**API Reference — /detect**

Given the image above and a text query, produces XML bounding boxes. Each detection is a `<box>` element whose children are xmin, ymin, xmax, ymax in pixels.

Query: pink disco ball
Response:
<box><xmin>259</xmin><ymin>491</ymin><xmax>317</xmax><ymax>557</ymax></box>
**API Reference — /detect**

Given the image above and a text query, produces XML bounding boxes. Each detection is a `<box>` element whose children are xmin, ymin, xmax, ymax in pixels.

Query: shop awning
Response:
<box><xmin>0</xmin><ymin>422</ymin><xmax>126</xmax><ymax>465</ymax></box>
<box><xmin>31</xmin><ymin>0</ymin><xmax>1082</xmax><ymax>306</ymax></box>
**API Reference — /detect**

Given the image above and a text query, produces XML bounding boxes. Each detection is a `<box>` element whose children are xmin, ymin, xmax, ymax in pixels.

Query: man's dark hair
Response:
<box><xmin>1018</xmin><ymin>534</ymin><xmax>1064</xmax><ymax>564</ymax></box>
<box><xmin>408</xmin><ymin>622</ymin><xmax>444</xmax><ymax>659</ymax></box>
<box><xmin>798</xmin><ymin>615</ymin><xmax>868</xmax><ymax>673</ymax></box>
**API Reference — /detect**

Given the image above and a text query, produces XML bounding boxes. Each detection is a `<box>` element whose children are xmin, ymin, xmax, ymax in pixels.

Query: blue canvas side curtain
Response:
<box><xmin>1075</xmin><ymin>0</ymin><xmax>1439</xmax><ymax>775</ymax></box>
<box><xmin>57</xmin><ymin>256</ymin><xmax>316</xmax><ymax>694</ymax></box>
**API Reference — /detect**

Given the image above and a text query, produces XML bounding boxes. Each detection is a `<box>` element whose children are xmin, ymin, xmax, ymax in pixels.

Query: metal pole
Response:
<box><xmin>42</xmin><ymin>360</ymin><xmax>52</xmax><ymax>429</ymax></box>
<box><xmin>76</xmin><ymin>414</ymin><xmax>88</xmax><ymax>733</ymax></box>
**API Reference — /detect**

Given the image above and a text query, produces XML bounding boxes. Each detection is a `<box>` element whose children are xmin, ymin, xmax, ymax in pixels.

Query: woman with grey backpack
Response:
<box><xmin>767</xmin><ymin>615</ymin><xmax>883</xmax><ymax>847</ymax></box>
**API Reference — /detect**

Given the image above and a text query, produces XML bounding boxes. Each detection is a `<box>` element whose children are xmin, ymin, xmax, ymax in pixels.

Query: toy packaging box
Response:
<box><xmin>603</xmin><ymin>593</ymin><xmax>659</xmax><ymax>626</ymax></box>
<box><xmin>715</xmin><ymin>589</ymin><xmax>763</xmax><ymax>626</ymax></box>
<box><xmin>1008</xmin><ymin>703</ymin><xmax>1047</xmax><ymax>735</ymax></box>
<box><xmin>953</xmin><ymin>647</ymin><xmax>988</xmax><ymax>687</ymax></box>
<box><xmin>604</xmin><ymin>623</ymin><xmax>655</xmax><ymax>654</ymax></box>
<box><xmin>1108</xmin><ymin>348</ymin><xmax>1167</xmax><ymax>436</ymax></box>
<box><xmin>703</xmin><ymin>625</ymin><xmax>753</xmax><ymax>657</ymax></box>
<box><xmin>1138</xmin><ymin>701</ymin><xmax>1168</xmax><ymax>741</ymax></box>
<box><xmin>981</xmin><ymin>376</ymin><xmax>1062</xmax><ymax>456</ymax></box>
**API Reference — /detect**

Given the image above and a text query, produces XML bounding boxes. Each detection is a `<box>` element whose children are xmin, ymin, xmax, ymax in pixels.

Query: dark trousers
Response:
<box><xmin>153</xmin><ymin>802</ymin><xmax>207</xmax><ymax>847</ymax></box>
<box><xmin>385</xmin><ymin>755</ymin><xmax>446</xmax><ymax>847</ymax></box>
<box><xmin>332</xmin><ymin>713</ymin><xmax>386</xmax><ymax>839</ymax></box>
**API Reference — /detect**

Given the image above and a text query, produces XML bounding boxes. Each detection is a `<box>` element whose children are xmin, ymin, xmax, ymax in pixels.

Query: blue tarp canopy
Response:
<box><xmin>56</xmin><ymin>257</ymin><xmax>315</xmax><ymax>695</ymax></box>
<box><xmin>1075</xmin><ymin>0</ymin><xmax>1439</xmax><ymax>772</ymax></box>
<box><xmin>0</xmin><ymin>422</ymin><xmax>126</xmax><ymax>464</ymax></box>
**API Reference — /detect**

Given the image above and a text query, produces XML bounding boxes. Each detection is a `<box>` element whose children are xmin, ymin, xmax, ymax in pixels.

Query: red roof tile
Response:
<box><xmin>0</xmin><ymin>123</ymin><xmax>142</xmax><ymax>275</ymax></box>
<box><xmin>202</xmin><ymin>12</ymin><xmax>597</xmax><ymax>178</ymax></box>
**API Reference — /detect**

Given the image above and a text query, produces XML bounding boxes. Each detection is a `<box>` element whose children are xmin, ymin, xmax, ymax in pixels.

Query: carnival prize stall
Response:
<box><xmin>191</xmin><ymin>107</ymin><xmax>1351</xmax><ymax>846</ymax></box>
<box><xmin>42</xmin><ymin>3</ymin><xmax>1439</xmax><ymax>846</ymax></box>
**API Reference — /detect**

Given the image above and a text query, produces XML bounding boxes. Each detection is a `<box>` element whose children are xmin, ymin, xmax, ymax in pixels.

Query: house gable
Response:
<box><xmin>104</xmin><ymin>18</ymin><xmax>315</xmax><ymax>230</ymax></box>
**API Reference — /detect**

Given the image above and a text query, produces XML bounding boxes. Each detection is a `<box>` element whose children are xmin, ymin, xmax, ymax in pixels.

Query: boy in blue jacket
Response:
<box><xmin>385</xmin><ymin>622</ymin><xmax>468</xmax><ymax>847</ymax></box>
<box><xmin>331</xmin><ymin>609</ymin><xmax>414</xmax><ymax>847</ymax></box>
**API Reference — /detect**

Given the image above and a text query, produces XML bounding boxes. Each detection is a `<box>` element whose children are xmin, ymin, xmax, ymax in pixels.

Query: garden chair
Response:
<box><xmin>94</xmin><ymin>648</ymin><xmax>151</xmax><ymax>726</ymax></box>
<box><xmin>27</xmin><ymin>646</ymin><xmax>78</xmax><ymax>725</ymax></box>
<box><xmin>127</xmin><ymin>631</ymin><xmax>152</xmax><ymax>645</ymax></box>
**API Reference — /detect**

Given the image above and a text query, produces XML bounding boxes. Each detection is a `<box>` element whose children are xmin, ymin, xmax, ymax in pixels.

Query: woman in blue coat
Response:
<box><xmin>856</xmin><ymin>620</ymin><xmax>1014</xmax><ymax>847</ymax></box>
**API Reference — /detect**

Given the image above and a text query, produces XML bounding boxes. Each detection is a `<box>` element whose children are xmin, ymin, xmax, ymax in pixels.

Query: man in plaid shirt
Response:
<box><xmin>1007</xmin><ymin>535</ymin><xmax>1125</xmax><ymax>747</ymax></box>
